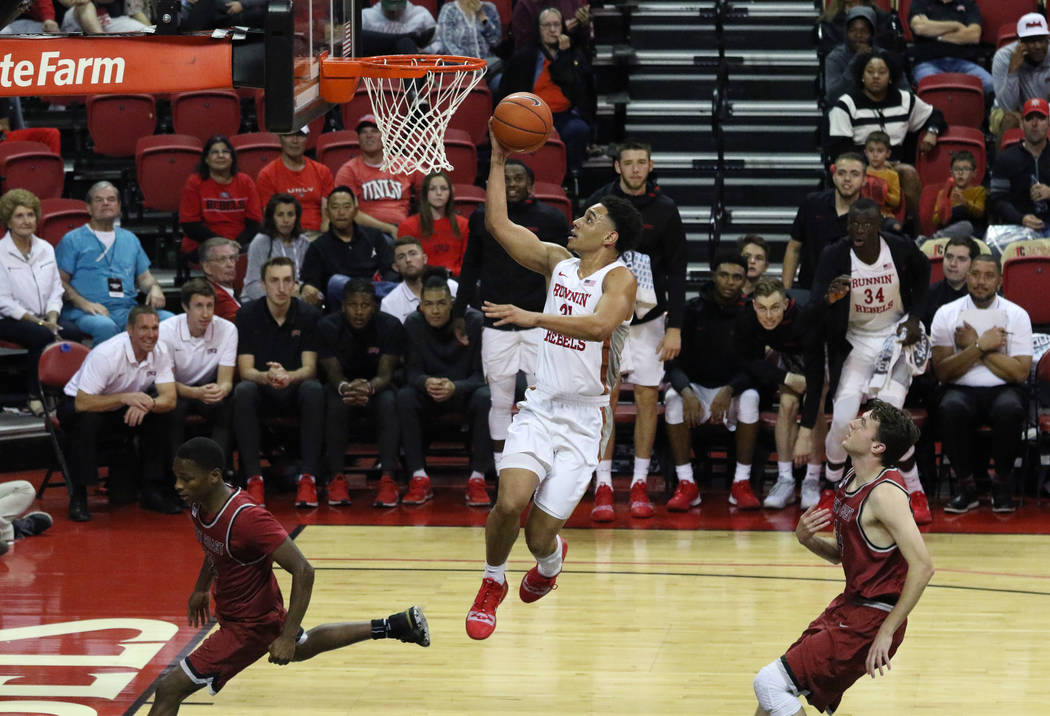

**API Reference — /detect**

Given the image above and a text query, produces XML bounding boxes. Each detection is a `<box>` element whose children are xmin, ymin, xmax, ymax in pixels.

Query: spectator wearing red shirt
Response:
<box><xmin>396</xmin><ymin>171</ymin><xmax>468</xmax><ymax>275</ymax></box>
<box><xmin>255</xmin><ymin>126</ymin><xmax>334</xmax><ymax>233</ymax></box>
<box><xmin>179</xmin><ymin>135</ymin><xmax>263</xmax><ymax>263</ymax></box>
<box><xmin>334</xmin><ymin>115</ymin><xmax>412</xmax><ymax>238</ymax></box>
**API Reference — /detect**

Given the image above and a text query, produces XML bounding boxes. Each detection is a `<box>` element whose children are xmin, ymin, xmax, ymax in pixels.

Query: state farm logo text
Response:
<box><xmin>0</xmin><ymin>51</ymin><xmax>126</xmax><ymax>89</ymax></box>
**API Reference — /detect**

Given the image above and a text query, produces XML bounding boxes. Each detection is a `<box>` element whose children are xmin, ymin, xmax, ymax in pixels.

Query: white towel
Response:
<box><xmin>621</xmin><ymin>250</ymin><xmax>658</xmax><ymax>319</ymax></box>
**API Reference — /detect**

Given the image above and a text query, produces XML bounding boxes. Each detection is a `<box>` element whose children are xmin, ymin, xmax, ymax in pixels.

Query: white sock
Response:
<box><xmin>826</xmin><ymin>463</ymin><xmax>844</xmax><ymax>485</ymax></box>
<box><xmin>733</xmin><ymin>462</ymin><xmax>750</xmax><ymax>483</ymax></box>
<box><xmin>805</xmin><ymin>463</ymin><xmax>822</xmax><ymax>482</ymax></box>
<box><xmin>777</xmin><ymin>461</ymin><xmax>794</xmax><ymax>481</ymax></box>
<box><xmin>484</xmin><ymin>562</ymin><xmax>506</xmax><ymax>585</ymax></box>
<box><xmin>595</xmin><ymin>459</ymin><xmax>613</xmax><ymax>488</ymax></box>
<box><xmin>412</xmin><ymin>469</ymin><xmax>427</xmax><ymax>479</ymax></box>
<box><xmin>901</xmin><ymin>464</ymin><xmax>922</xmax><ymax>494</ymax></box>
<box><xmin>493</xmin><ymin>451</ymin><xmax>503</xmax><ymax>470</ymax></box>
<box><xmin>632</xmin><ymin>457</ymin><xmax>650</xmax><ymax>486</ymax></box>
<box><xmin>676</xmin><ymin>463</ymin><xmax>694</xmax><ymax>484</ymax></box>
<box><xmin>536</xmin><ymin>535</ymin><xmax>564</xmax><ymax>578</ymax></box>
<box><xmin>469</xmin><ymin>470</ymin><xmax>484</xmax><ymax>481</ymax></box>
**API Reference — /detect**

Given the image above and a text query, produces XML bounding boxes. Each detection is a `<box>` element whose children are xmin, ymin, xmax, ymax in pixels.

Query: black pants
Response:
<box><xmin>0</xmin><ymin>317</ymin><xmax>84</xmax><ymax>394</ymax></box>
<box><xmin>324</xmin><ymin>387</ymin><xmax>399</xmax><ymax>478</ymax></box>
<box><xmin>170</xmin><ymin>395</ymin><xmax>233</xmax><ymax>461</ymax></box>
<box><xmin>938</xmin><ymin>384</ymin><xmax>1027</xmax><ymax>489</ymax></box>
<box><xmin>57</xmin><ymin>396</ymin><xmax>172</xmax><ymax>498</ymax></box>
<box><xmin>233</xmin><ymin>380</ymin><xmax>323</xmax><ymax>477</ymax></box>
<box><xmin>397</xmin><ymin>384</ymin><xmax>493</xmax><ymax>474</ymax></box>
<box><xmin>180</xmin><ymin>0</ymin><xmax>265</xmax><ymax>31</ymax></box>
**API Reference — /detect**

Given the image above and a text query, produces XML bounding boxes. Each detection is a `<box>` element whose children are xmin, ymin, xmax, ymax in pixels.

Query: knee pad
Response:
<box><xmin>737</xmin><ymin>389</ymin><xmax>760</xmax><ymax>424</ymax></box>
<box><xmin>753</xmin><ymin>660</ymin><xmax>802</xmax><ymax>716</ymax></box>
<box><xmin>664</xmin><ymin>388</ymin><xmax>683</xmax><ymax>425</ymax></box>
<box><xmin>487</xmin><ymin>376</ymin><xmax>516</xmax><ymax>441</ymax></box>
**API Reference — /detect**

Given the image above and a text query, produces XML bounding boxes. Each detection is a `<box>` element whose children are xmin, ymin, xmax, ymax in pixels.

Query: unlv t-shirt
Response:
<box><xmin>180</xmin><ymin>173</ymin><xmax>263</xmax><ymax>250</ymax></box>
<box><xmin>255</xmin><ymin>157</ymin><xmax>334</xmax><ymax>231</ymax></box>
<box><xmin>334</xmin><ymin>157</ymin><xmax>411</xmax><ymax>226</ymax></box>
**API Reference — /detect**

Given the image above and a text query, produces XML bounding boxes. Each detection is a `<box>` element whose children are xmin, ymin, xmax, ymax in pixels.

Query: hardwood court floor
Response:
<box><xmin>1</xmin><ymin>475</ymin><xmax>1048</xmax><ymax>715</ymax></box>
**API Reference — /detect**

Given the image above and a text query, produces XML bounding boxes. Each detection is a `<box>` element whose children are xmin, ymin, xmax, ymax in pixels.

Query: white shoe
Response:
<box><xmin>800</xmin><ymin>478</ymin><xmax>821</xmax><ymax>510</ymax></box>
<box><xmin>763</xmin><ymin>477</ymin><xmax>797</xmax><ymax>509</ymax></box>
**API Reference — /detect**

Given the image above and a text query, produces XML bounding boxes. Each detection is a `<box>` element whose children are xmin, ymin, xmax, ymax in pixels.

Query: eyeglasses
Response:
<box><xmin>539</xmin><ymin>21</ymin><xmax>562</xmax><ymax>28</ymax></box>
<box><xmin>207</xmin><ymin>254</ymin><xmax>237</xmax><ymax>264</ymax></box>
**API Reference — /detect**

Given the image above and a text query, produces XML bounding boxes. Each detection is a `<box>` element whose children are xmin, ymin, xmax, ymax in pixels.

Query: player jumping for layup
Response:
<box><xmin>150</xmin><ymin>437</ymin><xmax>430</xmax><ymax>715</ymax></box>
<box><xmin>464</xmin><ymin>124</ymin><xmax>642</xmax><ymax>640</ymax></box>
<box><xmin>752</xmin><ymin>400</ymin><xmax>934</xmax><ymax>715</ymax></box>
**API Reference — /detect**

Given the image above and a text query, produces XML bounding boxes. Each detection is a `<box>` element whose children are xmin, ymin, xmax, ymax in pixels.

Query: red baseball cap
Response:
<box><xmin>1023</xmin><ymin>97</ymin><xmax>1049</xmax><ymax>118</ymax></box>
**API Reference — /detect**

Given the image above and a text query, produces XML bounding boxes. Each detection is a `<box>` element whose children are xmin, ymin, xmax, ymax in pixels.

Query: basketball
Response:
<box><xmin>491</xmin><ymin>92</ymin><xmax>553</xmax><ymax>153</ymax></box>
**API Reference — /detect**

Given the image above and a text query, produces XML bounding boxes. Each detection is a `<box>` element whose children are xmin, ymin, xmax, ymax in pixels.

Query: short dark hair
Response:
<box><xmin>175</xmin><ymin>436</ymin><xmax>225</xmax><ymax>475</ymax></box>
<box><xmin>865</xmin><ymin>130</ymin><xmax>891</xmax><ymax>148</ymax></box>
<box><xmin>598</xmin><ymin>195</ymin><xmax>643</xmax><ymax>255</ymax></box>
<box><xmin>264</xmin><ymin>192</ymin><xmax>303</xmax><ymax>238</ymax></box>
<box><xmin>342</xmin><ymin>277</ymin><xmax>376</xmax><ymax>302</ymax></box>
<box><xmin>737</xmin><ymin>234</ymin><xmax>768</xmax><ymax>257</ymax></box>
<box><xmin>849</xmin><ymin>197</ymin><xmax>882</xmax><ymax>217</ymax></box>
<box><xmin>971</xmin><ymin>253</ymin><xmax>1001</xmax><ymax>274</ymax></box>
<box><xmin>505</xmin><ymin>159</ymin><xmax>534</xmax><ymax>184</ymax></box>
<box><xmin>421</xmin><ymin>275</ymin><xmax>452</xmax><ymax>296</ymax></box>
<box><xmin>197</xmin><ymin>136</ymin><xmax>238</xmax><ymax>179</ymax></box>
<box><xmin>835</xmin><ymin>151</ymin><xmax>867</xmax><ymax>168</ymax></box>
<box><xmin>615</xmin><ymin>139</ymin><xmax>652</xmax><ymax>161</ymax></box>
<box><xmin>711</xmin><ymin>249</ymin><xmax>747</xmax><ymax>274</ymax></box>
<box><xmin>328</xmin><ymin>185</ymin><xmax>356</xmax><ymax>202</ymax></box>
<box><xmin>867</xmin><ymin>399</ymin><xmax>920</xmax><ymax>468</ymax></box>
<box><xmin>752</xmin><ymin>277</ymin><xmax>787</xmax><ymax>300</ymax></box>
<box><xmin>852</xmin><ymin>49</ymin><xmax>902</xmax><ymax>93</ymax></box>
<box><xmin>262</xmin><ymin>255</ymin><xmax>296</xmax><ymax>281</ymax></box>
<box><xmin>945</xmin><ymin>235</ymin><xmax>979</xmax><ymax>260</ymax></box>
<box><xmin>950</xmin><ymin>150</ymin><xmax>976</xmax><ymax>169</ymax></box>
<box><xmin>394</xmin><ymin>236</ymin><xmax>423</xmax><ymax>251</ymax></box>
<box><xmin>128</xmin><ymin>305</ymin><xmax>159</xmax><ymax>326</ymax></box>
<box><xmin>181</xmin><ymin>277</ymin><xmax>216</xmax><ymax>307</ymax></box>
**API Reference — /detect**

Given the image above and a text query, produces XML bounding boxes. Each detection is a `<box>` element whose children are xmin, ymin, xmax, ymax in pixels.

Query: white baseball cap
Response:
<box><xmin>1018</xmin><ymin>13</ymin><xmax>1049</xmax><ymax>39</ymax></box>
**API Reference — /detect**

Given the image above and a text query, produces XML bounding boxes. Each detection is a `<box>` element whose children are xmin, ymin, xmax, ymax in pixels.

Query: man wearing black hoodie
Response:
<box><xmin>581</xmin><ymin>140</ymin><xmax>687</xmax><ymax>521</ymax></box>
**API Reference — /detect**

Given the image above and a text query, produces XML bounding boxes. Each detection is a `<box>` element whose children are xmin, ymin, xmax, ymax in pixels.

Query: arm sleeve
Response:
<box><xmin>823</xmin><ymin>50</ymin><xmax>852</xmax><ymax>103</ymax></box>
<box><xmin>0</xmin><ymin>264</ymin><xmax>30</xmax><ymax>319</ymax></box>
<box><xmin>228</xmin><ymin>506</ymin><xmax>290</xmax><ymax>561</ymax></box>
<box><xmin>933</xmin><ymin>186</ymin><xmax>949</xmax><ymax>226</ymax></box>
<box><xmin>453</xmin><ymin>311</ymin><xmax>487</xmax><ymax>394</ymax></box>
<box><xmin>376</xmin><ymin>236</ymin><xmax>398</xmax><ymax>282</ymax></box>
<box><xmin>989</xmin><ymin>154</ymin><xmax>1026</xmax><ymax>224</ymax></box>
<box><xmin>1008</xmin><ymin>307</ymin><xmax>1034</xmax><ymax>357</ymax></box>
<box><xmin>912</xmin><ymin>98</ymin><xmax>944</xmax><ymax>135</ymax></box>
<box><xmin>403</xmin><ymin>318</ymin><xmax>431</xmax><ymax>391</ymax></box>
<box><xmin>76</xmin><ymin>352</ymin><xmax>111</xmax><ymax>395</ymax></box>
<box><xmin>299</xmin><ymin>242</ymin><xmax>324</xmax><ymax>290</ymax></box>
<box><xmin>255</xmin><ymin>166</ymin><xmax>275</xmax><ymax>209</ymax></box>
<box><xmin>884</xmin><ymin>170</ymin><xmax>901</xmax><ymax>210</ymax></box>
<box><xmin>452</xmin><ymin>213</ymin><xmax>483</xmax><ymax>317</ymax></box>
<box><xmin>133</xmin><ymin>238</ymin><xmax>151</xmax><ymax>277</ymax></box>
<box><xmin>800</xmin><ymin>249</ymin><xmax>839</xmax><ymax>428</ymax></box>
<box><xmin>45</xmin><ymin>261</ymin><xmax>64</xmax><ymax>314</ymax></box>
<box><xmin>235</xmin><ymin>220</ymin><xmax>262</xmax><ymax>246</ymax></box>
<box><xmin>179</xmin><ymin>176</ymin><xmax>204</xmax><ymax>224</ymax></box>
<box><xmin>663</xmin><ymin>205</ymin><xmax>688</xmax><ymax>329</ymax></box>
<box><xmin>966</xmin><ymin>186</ymin><xmax>986</xmax><ymax>220</ymax></box>
<box><xmin>480</xmin><ymin>3</ymin><xmax>501</xmax><ymax>47</ymax></box>
<box><xmin>992</xmin><ymin>46</ymin><xmax>1020</xmax><ymax>110</ymax></box>
<box><xmin>929</xmin><ymin>304</ymin><xmax>954</xmax><ymax>348</ymax></box>
<box><xmin>181</xmin><ymin>221</ymin><xmax>213</xmax><ymax>243</ymax></box>
<box><xmin>240</xmin><ymin>234</ymin><xmax>268</xmax><ymax>301</ymax></box>
<box><xmin>218</xmin><ymin>321</ymin><xmax>238</xmax><ymax>366</ymax></box>
<box><xmin>825</xmin><ymin>98</ymin><xmax>857</xmax><ymax>159</ymax></box>
<box><xmin>663</xmin><ymin>305</ymin><xmax>693</xmax><ymax>394</ymax></box>
<box><xmin>905</xmin><ymin>242</ymin><xmax>931</xmax><ymax>321</ymax></box>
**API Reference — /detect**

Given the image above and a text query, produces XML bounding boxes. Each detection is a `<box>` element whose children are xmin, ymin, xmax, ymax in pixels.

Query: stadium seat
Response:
<box><xmin>229</xmin><ymin>132</ymin><xmax>281</xmax><ymax>181</ymax></box>
<box><xmin>915</xmin><ymin>126</ymin><xmax>985</xmax><ymax>188</ymax></box>
<box><xmin>171</xmin><ymin>90</ymin><xmax>242</xmax><ymax>144</ymax></box>
<box><xmin>919</xmin><ymin>236</ymin><xmax>991</xmax><ymax>258</ymax></box>
<box><xmin>532</xmin><ymin>181</ymin><xmax>572</xmax><ymax>223</ymax></box>
<box><xmin>980</xmin><ymin>0</ymin><xmax>1039</xmax><ymax>47</ymax></box>
<box><xmin>453</xmin><ymin>183</ymin><xmax>486</xmax><ymax>218</ymax></box>
<box><xmin>85</xmin><ymin>94</ymin><xmax>157</xmax><ymax>157</ymax></box>
<box><xmin>514</xmin><ymin>137</ymin><xmax>567</xmax><ymax>186</ymax></box>
<box><xmin>0</xmin><ymin>141</ymin><xmax>64</xmax><ymax>199</ymax></box>
<box><xmin>39</xmin><ymin>198</ymin><xmax>90</xmax><ymax>247</ymax></box>
<box><xmin>916</xmin><ymin>73</ymin><xmax>985</xmax><ymax>129</ymax></box>
<box><xmin>316</xmin><ymin>130</ymin><xmax>359</xmax><ymax>177</ymax></box>
<box><xmin>918</xmin><ymin>183</ymin><xmax>940</xmax><ymax>238</ymax></box>
<box><xmin>135</xmin><ymin>134</ymin><xmax>203</xmax><ymax>213</ymax></box>
<box><xmin>36</xmin><ymin>341</ymin><xmax>90</xmax><ymax>498</ymax></box>
<box><xmin>341</xmin><ymin>85</ymin><xmax>393</xmax><ymax>133</ymax></box>
<box><xmin>1001</xmin><ymin>128</ymin><xmax>1024</xmax><ymax>150</ymax></box>
<box><xmin>442</xmin><ymin>84</ymin><xmax>492</xmax><ymax>146</ymax></box>
<box><xmin>928</xmin><ymin>255</ymin><xmax>943</xmax><ymax>284</ymax></box>
<box><xmin>444</xmin><ymin>128</ymin><xmax>478</xmax><ymax>185</ymax></box>
<box><xmin>254</xmin><ymin>90</ymin><xmax>327</xmax><ymax>149</ymax></box>
<box><xmin>490</xmin><ymin>0</ymin><xmax>512</xmax><ymax>39</ymax></box>
<box><xmin>1003</xmin><ymin>253</ymin><xmax>1050</xmax><ymax>326</ymax></box>
<box><xmin>898</xmin><ymin>0</ymin><xmax>913</xmax><ymax>42</ymax></box>
<box><xmin>997</xmin><ymin>23</ymin><xmax>1018</xmax><ymax>49</ymax></box>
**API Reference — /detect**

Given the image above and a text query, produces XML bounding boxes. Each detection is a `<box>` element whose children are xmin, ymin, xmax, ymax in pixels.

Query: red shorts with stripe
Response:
<box><xmin>182</xmin><ymin>607</ymin><xmax>303</xmax><ymax>694</ymax></box>
<box><xmin>781</xmin><ymin>593</ymin><xmax>906</xmax><ymax>714</ymax></box>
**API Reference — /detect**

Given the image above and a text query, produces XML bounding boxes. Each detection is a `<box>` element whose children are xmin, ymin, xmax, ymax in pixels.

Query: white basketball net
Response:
<box><xmin>360</xmin><ymin>56</ymin><xmax>487</xmax><ymax>176</ymax></box>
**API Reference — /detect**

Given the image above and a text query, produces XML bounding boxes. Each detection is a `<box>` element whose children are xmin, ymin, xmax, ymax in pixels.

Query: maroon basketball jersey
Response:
<box><xmin>190</xmin><ymin>488</ymin><xmax>290</xmax><ymax>621</ymax></box>
<box><xmin>833</xmin><ymin>469</ymin><xmax>909</xmax><ymax>603</ymax></box>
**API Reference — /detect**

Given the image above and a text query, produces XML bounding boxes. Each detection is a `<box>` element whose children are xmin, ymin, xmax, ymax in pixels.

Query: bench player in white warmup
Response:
<box><xmin>465</xmin><ymin>125</ymin><xmax>642</xmax><ymax>640</ymax></box>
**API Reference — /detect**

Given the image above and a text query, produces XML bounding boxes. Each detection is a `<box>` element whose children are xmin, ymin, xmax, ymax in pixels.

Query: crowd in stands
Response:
<box><xmin>3</xmin><ymin>0</ymin><xmax>1050</xmax><ymax>539</ymax></box>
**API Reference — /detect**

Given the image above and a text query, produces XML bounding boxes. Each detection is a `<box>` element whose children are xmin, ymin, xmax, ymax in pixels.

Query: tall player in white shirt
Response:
<box><xmin>464</xmin><ymin>126</ymin><xmax>642</xmax><ymax>640</ymax></box>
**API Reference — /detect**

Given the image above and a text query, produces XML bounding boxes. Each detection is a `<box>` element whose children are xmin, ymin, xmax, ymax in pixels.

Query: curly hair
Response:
<box><xmin>0</xmin><ymin>188</ymin><xmax>41</xmax><ymax>228</ymax></box>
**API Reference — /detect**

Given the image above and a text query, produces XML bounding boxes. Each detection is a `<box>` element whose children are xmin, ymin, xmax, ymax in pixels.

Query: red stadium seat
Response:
<box><xmin>1003</xmin><ymin>255</ymin><xmax>1050</xmax><ymax>325</ymax></box>
<box><xmin>491</xmin><ymin>0</ymin><xmax>512</xmax><ymax>39</ymax></box>
<box><xmin>253</xmin><ymin>92</ymin><xmax>325</xmax><ymax>149</ymax></box>
<box><xmin>442</xmin><ymin>84</ymin><xmax>492</xmax><ymax>146</ymax></box>
<box><xmin>39</xmin><ymin>198</ymin><xmax>90</xmax><ymax>248</ymax></box>
<box><xmin>513</xmin><ymin>137</ymin><xmax>567</xmax><ymax>186</ymax></box>
<box><xmin>86</xmin><ymin>94</ymin><xmax>157</xmax><ymax>157</ymax></box>
<box><xmin>316</xmin><ymin>130</ymin><xmax>359</xmax><ymax>178</ymax></box>
<box><xmin>997</xmin><ymin>23</ymin><xmax>1019</xmax><ymax>49</ymax></box>
<box><xmin>915</xmin><ymin>126</ymin><xmax>985</xmax><ymax>188</ymax></box>
<box><xmin>229</xmin><ymin>132</ymin><xmax>281</xmax><ymax>181</ymax></box>
<box><xmin>453</xmin><ymin>183</ymin><xmax>486</xmax><ymax>218</ymax></box>
<box><xmin>0</xmin><ymin>141</ymin><xmax>64</xmax><ymax>199</ymax></box>
<box><xmin>135</xmin><ymin>134</ymin><xmax>203</xmax><ymax>213</ymax></box>
<box><xmin>928</xmin><ymin>255</ymin><xmax>943</xmax><ymax>284</ymax></box>
<box><xmin>899</xmin><ymin>0</ymin><xmax>914</xmax><ymax>42</ymax></box>
<box><xmin>341</xmin><ymin>85</ymin><xmax>393</xmax><ymax>134</ymax></box>
<box><xmin>532</xmin><ymin>181</ymin><xmax>572</xmax><ymax>223</ymax></box>
<box><xmin>916</xmin><ymin>73</ymin><xmax>985</xmax><ymax>129</ymax></box>
<box><xmin>1001</xmin><ymin>128</ymin><xmax>1024</xmax><ymax>150</ymax></box>
<box><xmin>980</xmin><ymin>1</ymin><xmax>1039</xmax><ymax>47</ymax></box>
<box><xmin>444</xmin><ymin>128</ymin><xmax>479</xmax><ymax>185</ymax></box>
<box><xmin>37</xmin><ymin>341</ymin><xmax>91</xmax><ymax>497</ymax></box>
<box><xmin>171</xmin><ymin>90</ymin><xmax>242</xmax><ymax>144</ymax></box>
<box><xmin>918</xmin><ymin>183</ymin><xmax>941</xmax><ymax>239</ymax></box>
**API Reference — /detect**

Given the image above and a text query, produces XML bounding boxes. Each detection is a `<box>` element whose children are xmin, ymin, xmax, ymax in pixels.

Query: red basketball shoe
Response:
<box><xmin>327</xmin><ymin>474</ymin><xmax>351</xmax><ymax>506</ymax></box>
<box><xmin>590</xmin><ymin>484</ymin><xmax>614</xmax><ymax>522</ymax></box>
<box><xmin>465</xmin><ymin>577</ymin><xmax>509</xmax><ymax>640</ymax></box>
<box><xmin>295</xmin><ymin>474</ymin><xmax>318</xmax><ymax>508</ymax></box>
<box><xmin>910</xmin><ymin>490</ymin><xmax>932</xmax><ymax>525</ymax></box>
<box><xmin>729</xmin><ymin>480</ymin><xmax>761</xmax><ymax>510</ymax></box>
<box><xmin>519</xmin><ymin>537</ymin><xmax>568</xmax><ymax>603</ymax></box>
<box><xmin>245</xmin><ymin>475</ymin><xmax>265</xmax><ymax>506</ymax></box>
<box><xmin>402</xmin><ymin>474</ymin><xmax>433</xmax><ymax>505</ymax></box>
<box><xmin>629</xmin><ymin>481</ymin><xmax>654</xmax><ymax>518</ymax></box>
<box><xmin>666</xmin><ymin>480</ymin><xmax>701</xmax><ymax>511</ymax></box>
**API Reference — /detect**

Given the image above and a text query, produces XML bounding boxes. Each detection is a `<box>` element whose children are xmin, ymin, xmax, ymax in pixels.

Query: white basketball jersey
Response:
<box><xmin>536</xmin><ymin>257</ymin><xmax>630</xmax><ymax>400</ymax></box>
<box><xmin>847</xmin><ymin>237</ymin><xmax>904</xmax><ymax>346</ymax></box>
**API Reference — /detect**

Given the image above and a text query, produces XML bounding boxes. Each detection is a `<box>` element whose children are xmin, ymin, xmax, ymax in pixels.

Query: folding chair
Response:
<box><xmin>36</xmin><ymin>341</ymin><xmax>90</xmax><ymax>498</ymax></box>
